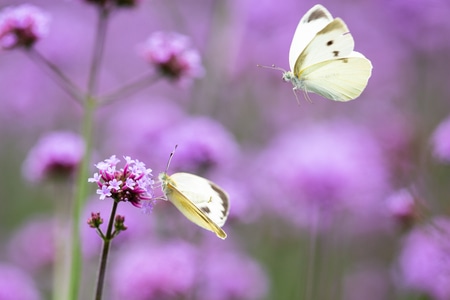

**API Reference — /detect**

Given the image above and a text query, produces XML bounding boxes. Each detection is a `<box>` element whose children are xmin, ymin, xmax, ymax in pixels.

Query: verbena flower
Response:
<box><xmin>22</xmin><ymin>131</ymin><xmax>85</xmax><ymax>183</ymax></box>
<box><xmin>255</xmin><ymin>121</ymin><xmax>389</xmax><ymax>232</ymax></box>
<box><xmin>395</xmin><ymin>217</ymin><xmax>450</xmax><ymax>300</ymax></box>
<box><xmin>0</xmin><ymin>263</ymin><xmax>41</xmax><ymax>300</ymax></box>
<box><xmin>153</xmin><ymin>116</ymin><xmax>238</xmax><ymax>174</ymax></box>
<box><xmin>111</xmin><ymin>241</ymin><xmax>197</xmax><ymax>300</ymax></box>
<box><xmin>431</xmin><ymin>116</ymin><xmax>450</xmax><ymax>163</ymax></box>
<box><xmin>82</xmin><ymin>0</ymin><xmax>141</xmax><ymax>8</ymax></box>
<box><xmin>385</xmin><ymin>188</ymin><xmax>417</xmax><ymax>227</ymax></box>
<box><xmin>197</xmin><ymin>248</ymin><xmax>269</xmax><ymax>300</ymax></box>
<box><xmin>110</xmin><ymin>240</ymin><xmax>268</xmax><ymax>300</ymax></box>
<box><xmin>7</xmin><ymin>217</ymin><xmax>55</xmax><ymax>273</ymax></box>
<box><xmin>139</xmin><ymin>31</ymin><xmax>204</xmax><ymax>84</ymax></box>
<box><xmin>0</xmin><ymin>4</ymin><xmax>50</xmax><ymax>50</ymax></box>
<box><xmin>88</xmin><ymin>155</ymin><xmax>154</xmax><ymax>208</ymax></box>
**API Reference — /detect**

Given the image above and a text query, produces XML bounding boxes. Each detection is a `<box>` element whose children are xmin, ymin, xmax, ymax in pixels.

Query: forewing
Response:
<box><xmin>170</xmin><ymin>173</ymin><xmax>229</xmax><ymax>227</ymax></box>
<box><xmin>289</xmin><ymin>4</ymin><xmax>333</xmax><ymax>71</ymax></box>
<box><xmin>294</xmin><ymin>18</ymin><xmax>355</xmax><ymax>74</ymax></box>
<box><xmin>166</xmin><ymin>183</ymin><xmax>227</xmax><ymax>239</ymax></box>
<box><xmin>300</xmin><ymin>56</ymin><xmax>373</xmax><ymax>101</ymax></box>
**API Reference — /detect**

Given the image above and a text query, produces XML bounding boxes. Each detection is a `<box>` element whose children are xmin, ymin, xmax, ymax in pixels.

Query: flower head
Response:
<box><xmin>22</xmin><ymin>131</ymin><xmax>85</xmax><ymax>183</ymax></box>
<box><xmin>431</xmin><ymin>115</ymin><xmax>450</xmax><ymax>163</ymax></box>
<box><xmin>154</xmin><ymin>117</ymin><xmax>238</xmax><ymax>174</ymax></box>
<box><xmin>395</xmin><ymin>217</ymin><xmax>450</xmax><ymax>300</ymax></box>
<box><xmin>385</xmin><ymin>188</ymin><xmax>418</xmax><ymax>228</ymax></box>
<box><xmin>111</xmin><ymin>241</ymin><xmax>197</xmax><ymax>300</ymax></box>
<box><xmin>140</xmin><ymin>32</ymin><xmax>204</xmax><ymax>84</ymax></box>
<box><xmin>255</xmin><ymin>121</ymin><xmax>389</xmax><ymax>232</ymax></box>
<box><xmin>7</xmin><ymin>217</ymin><xmax>55</xmax><ymax>273</ymax></box>
<box><xmin>82</xmin><ymin>0</ymin><xmax>141</xmax><ymax>8</ymax></box>
<box><xmin>89</xmin><ymin>155</ymin><xmax>155</xmax><ymax>208</ymax></box>
<box><xmin>0</xmin><ymin>4</ymin><xmax>50</xmax><ymax>50</ymax></box>
<box><xmin>0</xmin><ymin>264</ymin><xmax>41</xmax><ymax>300</ymax></box>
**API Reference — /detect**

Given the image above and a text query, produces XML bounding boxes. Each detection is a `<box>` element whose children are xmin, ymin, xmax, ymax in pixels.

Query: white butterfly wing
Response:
<box><xmin>170</xmin><ymin>172</ymin><xmax>229</xmax><ymax>227</ymax></box>
<box><xmin>294</xmin><ymin>18</ymin><xmax>355</xmax><ymax>73</ymax></box>
<box><xmin>289</xmin><ymin>4</ymin><xmax>333</xmax><ymax>71</ymax></box>
<box><xmin>300</xmin><ymin>55</ymin><xmax>373</xmax><ymax>101</ymax></box>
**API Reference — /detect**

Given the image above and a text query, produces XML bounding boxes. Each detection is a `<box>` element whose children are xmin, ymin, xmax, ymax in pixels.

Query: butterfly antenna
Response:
<box><xmin>256</xmin><ymin>64</ymin><xmax>287</xmax><ymax>72</ymax></box>
<box><xmin>165</xmin><ymin>144</ymin><xmax>178</xmax><ymax>173</ymax></box>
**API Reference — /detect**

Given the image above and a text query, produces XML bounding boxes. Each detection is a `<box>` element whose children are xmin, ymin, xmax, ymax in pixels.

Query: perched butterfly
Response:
<box><xmin>282</xmin><ymin>4</ymin><xmax>372</xmax><ymax>101</ymax></box>
<box><xmin>159</xmin><ymin>148</ymin><xmax>230</xmax><ymax>239</ymax></box>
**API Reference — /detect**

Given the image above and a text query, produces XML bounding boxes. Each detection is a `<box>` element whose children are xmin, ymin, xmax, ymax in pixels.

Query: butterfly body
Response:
<box><xmin>159</xmin><ymin>172</ymin><xmax>229</xmax><ymax>239</ymax></box>
<box><xmin>284</xmin><ymin>5</ymin><xmax>372</xmax><ymax>101</ymax></box>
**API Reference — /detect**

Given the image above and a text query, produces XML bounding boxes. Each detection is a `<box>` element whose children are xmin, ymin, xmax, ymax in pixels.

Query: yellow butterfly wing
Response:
<box><xmin>159</xmin><ymin>172</ymin><xmax>229</xmax><ymax>239</ymax></box>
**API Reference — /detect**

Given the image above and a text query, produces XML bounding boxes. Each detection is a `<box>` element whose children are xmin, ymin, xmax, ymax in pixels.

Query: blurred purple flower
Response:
<box><xmin>7</xmin><ymin>217</ymin><xmax>55</xmax><ymax>273</ymax></box>
<box><xmin>0</xmin><ymin>4</ymin><xmax>50</xmax><ymax>50</ymax></box>
<box><xmin>22</xmin><ymin>131</ymin><xmax>84</xmax><ymax>183</ymax></box>
<box><xmin>139</xmin><ymin>31</ymin><xmax>204</xmax><ymax>84</ymax></box>
<box><xmin>380</xmin><ymin>0</ymin><xmax>450</xmax><ymax>52</ymax></box>
<box><xmin>395</xmin><ymin>217</ymin><xmax>450</xmax><ymax>299</ymax></box>
<box><xmin>197</xmin><ymin>248</ymin><xmax>269</xmax><ymax>300</ymax></box>
<box><xmin>385</xmin><ymin>188</ymin><xmax>417</xmax><ymax>228</ymax></box>
<box><xmin>255</xmin><ymin>121</ymin><xmax>389</xmax><ymax>231</ymax></box>
<box><xmin>0</xmin><ymin>263</ymin><xmax>41</xmax><ymax>300</ymax></box>
<box><xmin>110</xmin><ymin>240</ymin><xmax>268</xmax><ymax>300</ymax></box>
<box><xmin>88</xmin><ymin>155</ymin><xmax>155</xmax><ymax>208</ymax></box>
<box><xmin>110</xmin><ymin>241</ymin><xmax>197</xmax><ymax>300</ymax></box>
<box><xmin>83</xmin><ymin>0</ymin><xmax>141</xmax><ymax>8</ymax></box>
<box><xmin>431</xmin><ymin>116</ymin><xmax>450</xmax><ymax>163</ymax></box>
<box><xmin>152</xmin><ymin>116</ymin><xmax>239</xmax><ymax>174</ymax></box>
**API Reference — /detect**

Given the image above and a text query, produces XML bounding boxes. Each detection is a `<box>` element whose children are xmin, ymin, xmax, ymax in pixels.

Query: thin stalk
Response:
<box><xmin>87</xmin><ymin>7</ymin><xmax>110</xmax><ymax>95</ymax></box>
<box><xmin>100</xmin><ymin>72</ymin><xmax>160</xmax><ymax>105</ymax></box>
<box><xmin>68</xmin><ymin>6</ymin><xmax>110</xmax><ymax>300</ymax></box>
<box><xmin>305</xmin><ymin>209</ymin><xmax>320</xmax><ymax>300</ymax></box>
<box><xmin>94</xmin><ymin>200</ymin><xmax>119</xmax><ymax>300</ymax></box>
<box><xmin>26</xmin><ymin>48</ymin><xmax>84</xmax><ymax>104</ymax></box>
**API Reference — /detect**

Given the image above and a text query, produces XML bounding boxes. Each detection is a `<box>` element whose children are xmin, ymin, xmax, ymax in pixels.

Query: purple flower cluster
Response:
<box><xmin>88</xmin><ymin>155</ymin><xmax>154</xmax><ymax>208</ymax></box>
<box><xmin>255</xmin><ymin>120</ymin><xmax>389</xmax><ymax>232</ymax></box>
<box><xmin>140</xmin><ymin>31</ymin><xmax>204</xmax><ymax>84</ymax></box>
<box><xmin>0</xmin><ymin>4</ymin><xmax>50</xmax><ymax>50</ymax></box>
<box><xmin>83</xmin><ymin>0</ymin><xmax>141</xmax><ymax>8</ymax></box>
<box><xmin>22</xmin><ymin>131</ymin><xmax>85</xmax><ymax>183</ymax></box>
<box><xmin>110</xmin><ymin>241</ymin><xmax>268</xmax><ymax>300</ymax></box>
<box><xmin>431</xmin><ymin>115</ymin><xmax>450</xmax><ymax>163</ymax></box>
<box><xmin>0</xmin><ymin>264</ymin><xmax>41</xmax><ymax>300</ymax></box>
<box><xmin>395</xmin><ymin>217</ymin><xmax>450</xmax><ymax>299</ymax></box>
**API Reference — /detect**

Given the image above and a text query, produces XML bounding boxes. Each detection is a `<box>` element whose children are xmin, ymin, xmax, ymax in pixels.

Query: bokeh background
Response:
<box><xmin>1</xmin><ymin>0</ymin><xmax>450</xmax><ymax>299</ymax></box>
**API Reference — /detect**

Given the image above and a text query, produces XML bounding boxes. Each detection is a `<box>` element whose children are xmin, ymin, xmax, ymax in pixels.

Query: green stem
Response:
<box><xmin>305</xmin><ymin>209</ymin><xmax>320</xmax><ymax>300</ymax></box>
<box><xmin>95</xmin><ymin>200</ymin><xmax>119</xmax><ymax>300</ymax></box>
<box><xmin>68</xmin><ymin>7</ymin><xmax>110</xmax><ymax>300</ymax></box>
<box><xmin>68</xmin><ymin>97</ymin><xmax>96</xmax><ymax>300</ymax></box>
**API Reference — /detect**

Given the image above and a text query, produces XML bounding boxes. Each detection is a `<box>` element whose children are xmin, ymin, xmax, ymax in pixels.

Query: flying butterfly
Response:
<box><xmin>282</xmin><ymin>4</ymin><xmax>372</xmax><ymax>101</ymax></box>
<box><xmin>159</xmin><ymin>147</ymin><xmax>230</xmax><ymax>239</ymax></box>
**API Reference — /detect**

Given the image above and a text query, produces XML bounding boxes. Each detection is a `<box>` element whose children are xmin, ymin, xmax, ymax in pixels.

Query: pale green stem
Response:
<box><xmin>68</xmin><ymin>6</ymin><xmax>110</xmax><ymax>300</ymax></box>
<box><xmin>305</xmin><ymin>208</ymin><xmax>320</xmax><ymax>300</ymax></box>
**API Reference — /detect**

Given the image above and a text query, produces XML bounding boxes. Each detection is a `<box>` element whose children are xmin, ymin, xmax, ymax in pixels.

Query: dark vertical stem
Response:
<box><xmin>95</xmin><ymin>200</ymin><xmax>119</xmax><ymax>300</ymax></box>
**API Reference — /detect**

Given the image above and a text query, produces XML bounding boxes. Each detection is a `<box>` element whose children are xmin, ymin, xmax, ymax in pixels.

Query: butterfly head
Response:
<box><xmin>282</xmin><ymin>70</ymin><xmax>304</xmax><ymax>90</ymax></box>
